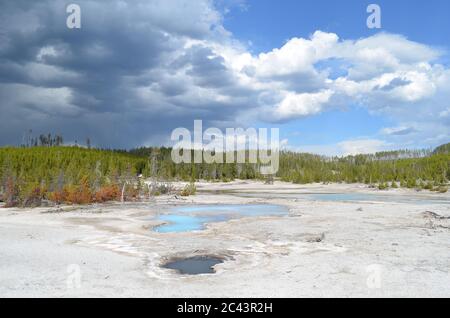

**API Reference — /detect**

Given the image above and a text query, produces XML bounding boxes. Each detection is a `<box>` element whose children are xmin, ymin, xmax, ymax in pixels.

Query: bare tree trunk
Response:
<box><xmin>148</xmin><ymin>183</ymin><xmax>152</xmax><ymax>200</ymax></box>
<box><xmin>121</xmin><ymin>182</ymin><xmax>127</xmax><ymax>203</ymax></box>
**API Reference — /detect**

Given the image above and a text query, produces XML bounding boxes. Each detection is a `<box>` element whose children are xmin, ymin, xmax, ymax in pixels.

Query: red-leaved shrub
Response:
<box><xmin>94</xmin><ymin>184</ymin><xmax>121</xmax><ymax>203</ymax></box>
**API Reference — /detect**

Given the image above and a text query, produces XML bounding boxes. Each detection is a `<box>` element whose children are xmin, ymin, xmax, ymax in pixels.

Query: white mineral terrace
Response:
<box><xmin>0</xmin><ymin>180</ymin><xmax>449</xmax><ymax>297</ymax></box>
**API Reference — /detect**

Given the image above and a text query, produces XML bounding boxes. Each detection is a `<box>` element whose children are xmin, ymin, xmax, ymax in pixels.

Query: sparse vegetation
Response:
<box><xmin>436</xmin><ymin>186</ymin><xmax>448</xmax><ymax>193</ymax></box>
<box><xmin>148</xmin><ymin>181</ymin><xmax>174</xmax><ymax>196</ymax></box>
<box><xmin>1</xmin><ymin>142</ymin><xmax>449</xmax><ymax>207</ymax></box>
<box><xmin>180</xmin><ymin>182</ymin><xmax>197</xmax><ymax>197</ymax></box>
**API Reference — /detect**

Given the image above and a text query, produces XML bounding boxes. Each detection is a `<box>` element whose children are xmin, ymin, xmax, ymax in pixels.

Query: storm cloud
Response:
<box><xmin>0</xmin><ymin>0</ymin><xmax>256</xmax><ymax>147</ymax></box>
<box><xmin>0</xmin><ymin>1</ymin><xmax>449</xmax><ymax>151</ymax></box>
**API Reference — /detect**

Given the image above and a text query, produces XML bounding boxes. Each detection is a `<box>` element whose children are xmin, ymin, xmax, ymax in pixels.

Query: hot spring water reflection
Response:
<box><xmin>233</xmin><ymin>192</ymin><xmax>449</xmax><ymax>205</ymax></box>
<box><xmin>154</xmin><ymin>204</ymin><xmax>288</xmax><ymax>233</ymax></box>
<box><xmin>153</xmin><ymin>194</ymin><xmax>448</xmax><ymax>233</ymax></box>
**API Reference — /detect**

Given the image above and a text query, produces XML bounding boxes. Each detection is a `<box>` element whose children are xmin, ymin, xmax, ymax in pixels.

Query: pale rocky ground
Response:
<box><xmin>0</xmin><ymin>180</ymin><xmax>449</xmax><ymax>298</ymax></box>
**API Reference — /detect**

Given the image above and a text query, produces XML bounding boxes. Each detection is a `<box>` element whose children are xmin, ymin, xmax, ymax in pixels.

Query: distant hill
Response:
<box><xmin>434</xmin><ymin>143</ymin><xmax>450</xmax><ymax>154</ymax></box>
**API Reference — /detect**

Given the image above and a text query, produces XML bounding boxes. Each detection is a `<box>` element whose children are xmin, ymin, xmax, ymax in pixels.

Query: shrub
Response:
<box><xmin>180</xmin><ymin>182</ymin><xmax>196</xmax><ymax>196</ymax></box>
<box><xmin>94</xmin><ymin>184</ymin><xmax>121</xmax><ymax>203</ymax></box>
<box><xmin>406</xmin><ymin>179</ymin><xmax>417</xmax><ymax>189</ymax></box>
<box><xmin>3</xmin><ymin>176</ymin><xmax>19</xmax><ymax>207</ymax></box>
<box><xmin>437</xmin><ymin>186</ymin><xmax>448</xmax><ymax>193</ymax></box>
<box><xmin>20</xmin><ymin>182</ymin><xmax>46</xmax><ymax>207</ymax></box>
<box><xmin>158</xmin><ymin>183</ymin><xmax>172</xmax><ymax>194</ymax></box>
<box><xmin>64</xmin><ymin>177</ymin><xmax>92</xmax><ymax>205</ymax></box>
<box><xmin>424</xmin><ymin>181</ymin><xmax>434</xmax><ymax>190</ymax></box>
<box><xmin>149</xmin><ymin>182</ymin><xmax>173</xmax><ymax>196</ymax></box>
<box><xmin>48</xmin><ymin>190</ymin><xmax>67</xmax><ymax>204</ymax></box>
<box><xmin>122</xmin><ymin>184</ymin><xmax>139</xmax><ymax>201</ymax></box>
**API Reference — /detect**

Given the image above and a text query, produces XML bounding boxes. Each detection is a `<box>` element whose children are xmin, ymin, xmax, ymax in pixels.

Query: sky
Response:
<box><xmin>0</xmin><ymin>0</ymin><xmax>449</xmax><ymax>155</ymax></box>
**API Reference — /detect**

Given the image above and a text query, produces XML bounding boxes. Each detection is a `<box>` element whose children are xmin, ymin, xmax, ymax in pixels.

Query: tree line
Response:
<box><xmin>129</xmin><ymin>146</ymin><xmax>449</xmax><ymax>190</ymax></box>
<box><xmin>0</xmin><ymin>147</ymin><xmax>149</xmax><ymax>207</ymax></box>
<box><xmin>1</xmin><ymin>142</ymin><xmax>449</xmax><ymax>207</ymax></box>
<box><xmin>20</xmin><ymin>131</ymin><xmax>93</xmax><ymax>148</ymax></box>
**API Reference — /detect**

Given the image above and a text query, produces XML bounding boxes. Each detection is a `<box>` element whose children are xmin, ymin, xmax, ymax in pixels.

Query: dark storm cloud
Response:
<box><xmin>176</xmin><ymin>45</ymin><xmax>235</xmax><ymax>88</ymax></box>
<box><xmin>0</xmin><ymin>0</ymin><xmax>254</xmax><ymax>148</ymax></box>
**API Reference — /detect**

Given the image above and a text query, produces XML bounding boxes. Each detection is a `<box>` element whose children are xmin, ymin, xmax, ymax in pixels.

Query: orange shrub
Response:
<box><xmin>3</xmin><ymin>176</ymin><xmax>19</xmax><ymax>207</ymax></box>
<box><xmin>47</xmin><ymin>189</ymin><xmax>67</xmax><ymax>204</ymax></box>
<box><xmin>48</xmin><ymin>183</ymin><xmax>122</xmax><ymax>204</ymax></box>
<box><xmin>64</xmin><ymin>183</ymin><xmax>92</xmax><ymax>205</ymax></box>
<box><xmin>94</xmin><ymin>184</ymin><xmax>121</xmax><ymax>203</ymax></box>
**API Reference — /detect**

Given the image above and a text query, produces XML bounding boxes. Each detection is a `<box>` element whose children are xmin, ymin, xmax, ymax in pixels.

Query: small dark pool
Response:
<box><xmin>162</xmin><ymin>256</ymin><xmax>224</xmax><ymax>275</ymax></box>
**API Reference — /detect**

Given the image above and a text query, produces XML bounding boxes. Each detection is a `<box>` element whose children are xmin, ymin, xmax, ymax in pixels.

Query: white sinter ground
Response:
<box><xmin>0</xmin><ymin>180</ymin><xmax>449</xmax><ymax>297</ymax></box>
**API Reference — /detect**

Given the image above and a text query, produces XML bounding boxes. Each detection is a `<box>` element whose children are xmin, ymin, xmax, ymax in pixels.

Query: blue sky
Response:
<box><xmin>0</xmin><ymin>0</ymin><xmax>449</xmax><ymax>155</ymax></box>
<box><xmin>220</xmin><ymin>0</ymin><xmax>450</xmax><ymax>153</ymax></box>
<box><xmin>223</xmin><ymin>0</ymin><xmax>450</xmax><ymax>51</ymax></box>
